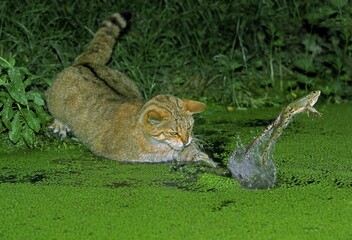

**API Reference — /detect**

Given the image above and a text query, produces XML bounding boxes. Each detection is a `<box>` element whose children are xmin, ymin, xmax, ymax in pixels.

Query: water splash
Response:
<box><xmin>228</xmin><ymin>91</ymin><xmax>322</xmax><ymax>190</ymax></box>
<box><xmin>228</xmin><ymin>128</ymin><xmax>277</xmax><ymax>189</ymax></box>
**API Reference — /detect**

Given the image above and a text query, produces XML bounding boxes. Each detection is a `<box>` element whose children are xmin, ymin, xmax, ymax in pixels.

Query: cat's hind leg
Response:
<box><xmin>49</xmin><ymin>119</ymin><xmax>71</xmax><ymax>137</ymax></box>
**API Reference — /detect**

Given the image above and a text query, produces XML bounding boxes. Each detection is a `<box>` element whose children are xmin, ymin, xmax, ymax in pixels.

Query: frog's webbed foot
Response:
<box><xmin>314</xmin><ymin>112</ymin><xmax>322</xmax><ymax>117</ymax></box>
<box><xmin>307</xmin><ymin>107</ymin><xmax>322</xmax><ymax>117</ymax></box>
<box><xmin>49</xmin><ymin>119</ymin><xmax>71</xmax><ymax>137</ymax></box>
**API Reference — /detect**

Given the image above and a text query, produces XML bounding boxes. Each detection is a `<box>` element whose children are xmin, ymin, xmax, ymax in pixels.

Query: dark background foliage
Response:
<box><xmin>0</xmin><ymin>0</ymin><xmax>351</xmax><ymax>146</ymax></box>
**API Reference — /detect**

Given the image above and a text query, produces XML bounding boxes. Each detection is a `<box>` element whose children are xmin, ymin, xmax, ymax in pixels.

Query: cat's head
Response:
<box><xmin>139</xmin><ymin>95</ymin><xmax>205</xmax><ymax>151</ymax></box>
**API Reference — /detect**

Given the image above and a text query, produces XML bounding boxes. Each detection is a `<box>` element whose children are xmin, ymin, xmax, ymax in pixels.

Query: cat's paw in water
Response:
<box><xmin>49</xmin><ymin>119</ymin><xmax>71</xmax><ymax>137</ymax></box>
<box><xmin>193</xmin><ymin>152</ymin><xmax>218</xmax><ymax>167</ymax></box>
<box><xmin>178</xmin><ymin>145</ymin><xmax>218</xmax><ymax>167</ymax></box>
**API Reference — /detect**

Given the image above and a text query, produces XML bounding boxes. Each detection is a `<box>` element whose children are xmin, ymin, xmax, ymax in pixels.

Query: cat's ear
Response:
<box><xmin>183</xmin><ymin>99</ymin><xmax>206</xmax><ymax>114</ymax></box>
<box><xmin>146</xmin><ymin>110</ymin><xmax>165</xmax><ymax>125</ymax></box>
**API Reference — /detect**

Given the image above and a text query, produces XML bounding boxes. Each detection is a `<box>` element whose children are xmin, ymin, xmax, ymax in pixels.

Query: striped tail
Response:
<box><xmin>74</xmin><ymin>12</ymin><xmax>131</xmax><ymax>66</ymax></box>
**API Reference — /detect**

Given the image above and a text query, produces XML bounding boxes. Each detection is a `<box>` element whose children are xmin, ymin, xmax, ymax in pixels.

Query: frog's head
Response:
<box><xmin>308</xmin><ymin>90</ymin><xmax>321</xmax><ymax>107</ymax></box>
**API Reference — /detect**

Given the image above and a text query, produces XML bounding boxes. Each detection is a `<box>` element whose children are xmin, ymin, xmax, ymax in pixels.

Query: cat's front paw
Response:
<box><xmin>49</xmin><ymin>119</ymin><xmax>71</xmax><ymax>137</ymax></box>
<box><xmin>192</xmin><ymin>152</ymin><xmax>218</xmax><ymax>167</ymax></box>
<box><xmin>179</xmin><ymin>145</ymin><xmax>217</xmax><ymax>167</ymax></box>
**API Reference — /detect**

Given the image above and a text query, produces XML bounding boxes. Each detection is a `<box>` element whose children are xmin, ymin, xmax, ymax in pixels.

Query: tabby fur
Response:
<box><xmin>46</xmin><ymin>12</ymin><xmax>216</xmax><ymax>166</ymax></box>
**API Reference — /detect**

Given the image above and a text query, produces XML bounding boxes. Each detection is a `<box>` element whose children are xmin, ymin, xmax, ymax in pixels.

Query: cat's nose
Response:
<box><xmin>181</xmin><ymin>134</ymin><xmax>191</xmax><ymax>146</ymax></box>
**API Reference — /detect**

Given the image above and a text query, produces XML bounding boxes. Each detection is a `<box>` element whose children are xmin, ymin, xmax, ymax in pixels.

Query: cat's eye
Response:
<box><xmin>170</xmin><ymin>132</ymin><xmax>178</xmax><ymax>136</ymax></box>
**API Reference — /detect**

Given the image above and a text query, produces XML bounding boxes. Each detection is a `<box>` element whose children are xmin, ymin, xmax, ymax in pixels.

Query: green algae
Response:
<box><xmin>1</xmin><ymin>104</ymin><xmax>352</xmax><ymax>239</ymax></box>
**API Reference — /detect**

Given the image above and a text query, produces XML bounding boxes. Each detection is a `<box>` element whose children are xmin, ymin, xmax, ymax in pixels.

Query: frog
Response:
<box><xmin>260</xmin><ymin>90</ymin><xmax>322</xmax><ymax>164</ymax></box>
<box><xmin>228</xmin><ymin>91</ymin><xmax>322</xmax><ymax>189</ymax></box>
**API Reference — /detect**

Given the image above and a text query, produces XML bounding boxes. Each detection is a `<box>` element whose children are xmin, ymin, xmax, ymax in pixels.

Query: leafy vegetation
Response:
<box><xmin>0</xmin><ymin>0</ymin><xmax>351</xmax><ymax>146</ymax></box>
<box><xmin>0</xmin><ymin>57</ymin><xmax>49</xmax><ymax>147</ymax></box>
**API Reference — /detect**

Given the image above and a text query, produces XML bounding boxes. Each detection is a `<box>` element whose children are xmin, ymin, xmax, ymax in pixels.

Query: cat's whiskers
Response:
<box><xmin>192</xmin><ymin>135</ymin><xmax>210</xmax><ymax>151</ymax></box>
<box><xmin>47</xmin><ymin>12</ymin><xmax>214</xmax><ymax>166</ymax></box>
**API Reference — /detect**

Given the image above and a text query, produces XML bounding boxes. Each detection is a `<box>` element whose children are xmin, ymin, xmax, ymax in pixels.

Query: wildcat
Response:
<box><xmin>46</xmin><ymin>12</ymin><xmax>216</xmax><ymax>166</ymax></box>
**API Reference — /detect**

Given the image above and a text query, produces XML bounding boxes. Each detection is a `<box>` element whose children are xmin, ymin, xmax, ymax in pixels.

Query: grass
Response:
<box><xmin>0</xmin><ymin>0</ymin><xmax>350</xmax><ymax>149</ymax></box>
<box><xmin>1</xmin><ymin>0</ymin><xmax>351</xmax><ymax>108</ymax></box>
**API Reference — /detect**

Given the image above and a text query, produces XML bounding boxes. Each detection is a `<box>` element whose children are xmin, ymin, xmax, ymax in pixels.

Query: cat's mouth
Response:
<box><xmin>166</xmin><ymin>140</ymin><xmax>186</xmax><ymax>151</ymax></box>
<box><xmin>170</xmin><ymin>144</ymin><xmax>184</xmax><ymax>151</ymax></box>
<box><xmin>169</xmin><ymin>140</ymin><xmax>192</xmax><ymax>151</ymax></box>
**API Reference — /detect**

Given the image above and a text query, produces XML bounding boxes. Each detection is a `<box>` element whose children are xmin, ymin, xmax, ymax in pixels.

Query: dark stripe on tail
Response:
<box><xmin>121</xmin><ymin>12</ymin><xmax>132</xmax><ymax>21</ymax></box>
<box><xmin>105</xmin><ymin>12</ymin><xmax>132</xmax><ymax>36</ymax></box>
<box><xmin>109</xmin><ymin>12</ymin><xmax>132</xmax><ymax>29</ymax></box>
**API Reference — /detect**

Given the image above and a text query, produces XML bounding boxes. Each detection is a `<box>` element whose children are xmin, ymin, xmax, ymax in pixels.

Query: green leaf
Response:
<box><xmin>0</xmin><ymin>91</ymin><xmax>10</xmax><ymax>98</ymax></box>
<box><xmin>8</xmin><ymin>58</ymin><xmax>16</xmax><ymax>68</ymax></box>
<box><xmin>229</xmin><ymin>62</ymin><xmax>242</xmax><ymax>71</ymax></box>
<box><xmin>23</xmin><ymin>74</ymin><xmax>41</xmax><ymax>88</ymax></box>
<box><xmin>21</xmin><ymin>108</ymin><xmax>41</xmax><ymax>133</ymax></box>
<box><xmin>1</xmin><ymin>98</ymin><xmax>14</xmax><ymax>129</ymax></box>
<box><xmin>30</xmin><ymin>103</ymin><xmax>47</xmax><ymax>125</ymax></box>
<box><xmin>9</xmin><ymin>111</ymin><xmax>21</xmax><ymax>143</ymax></box>
<box><xmin>0</xmin><ymin>76</ymin><xmax>7</xmax><ymax>86</ymax></box>
<box><xmin>5</xmin><ymin>68</ymin><xmax>28</xmax><ymax>105</ymax></box>
<box><xmin>8</xmin><ymin>67</ymin><xmax>22</xmax><ymax>83</ymax></box>
<box><xmin>0</xmin><ymin>56</ymin><xmax>13</xmax><ymax>68</ymax></box>
<box><xmin>18</xmin><ymin>66</ymin><xmax>30</xmax><ymax>76</ymax></box>
<box><xmin>26</xmin><ymin>91</ymin><xmax>45</xmax><ymax>106</ymax></box>
<box><xmin>293</xmin><ymin>57</ymin><xmax>315</xmax><ymax>73</ymax></box>
<box><xmin>22</xmin><ymin>124</ymin><xmax>34</xmax><ymax>147</ymax></box>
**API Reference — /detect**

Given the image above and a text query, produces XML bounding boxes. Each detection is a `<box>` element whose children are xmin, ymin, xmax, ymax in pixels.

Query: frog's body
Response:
<box><xmin>260</xmin><ymin>91</ymin><xmax>322</xmax><ymax>164</ymax></box>
<box><xmin>244</xmin><ymin>91</ymin><xmax>321</xmax><ymax>165</ymax></box>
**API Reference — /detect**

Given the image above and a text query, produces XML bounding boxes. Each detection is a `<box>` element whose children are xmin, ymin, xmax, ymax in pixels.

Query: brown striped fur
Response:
<box><xmin>46</xmin><ymin>13</ymin><xmax>216</xmax><ymax>166</ymax></box>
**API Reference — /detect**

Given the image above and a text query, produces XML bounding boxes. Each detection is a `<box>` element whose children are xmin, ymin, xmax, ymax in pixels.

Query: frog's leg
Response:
<box><xmin>307</xmin><ymin>106</ymin><xmax>322</xmax><ymax>117</ymax></box>
<box><xmin>261</xmin><ymin>124</ymin><xmax>285</xmax><ymax>165</ymax></box>
<box><xmin>49</xmin><ymin>119</ymin><xmax>71</xmax><ymax>137</ymax></box>
<box><xmin>244</xmin><ymin>122</ymin><xmax>274</xmax><ymax>157</ymax></box>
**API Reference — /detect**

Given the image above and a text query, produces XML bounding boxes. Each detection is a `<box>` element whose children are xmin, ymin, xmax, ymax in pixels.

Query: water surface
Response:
<box><xmin>1</xmin><ymin>104</ymin><xmax>351</xmax><ymax>239</ymax></box>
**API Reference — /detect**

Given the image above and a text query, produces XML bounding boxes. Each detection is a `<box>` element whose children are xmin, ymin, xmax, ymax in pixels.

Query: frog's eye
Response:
<box><xmin>313</xmin><ymin>91</ymin><xmax>316</xmax><ymax>94</ymax></box>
